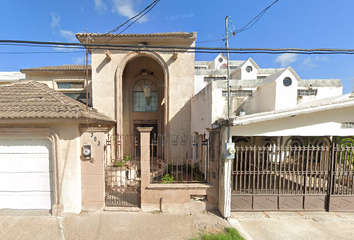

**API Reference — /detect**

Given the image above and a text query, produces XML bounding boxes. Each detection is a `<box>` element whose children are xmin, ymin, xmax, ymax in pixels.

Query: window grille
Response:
<box><xmin>204</xmin><ymin>76</ymin><xmax>226</xmax><ymax>82</ymax></box>
<box><xmin>222</xmin><ymin>90</ymin><xmax>252</xmax><ymax>97</ymax></box>
<box><xmin>298</xmin><ymin>89</ymin><xmax>317</xmax><ymax>96</ymax></box>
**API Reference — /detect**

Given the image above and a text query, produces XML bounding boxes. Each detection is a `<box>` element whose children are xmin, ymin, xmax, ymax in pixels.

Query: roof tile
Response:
<box><xmin>0</xmin><ymin>81</ymin><xmax>115</xmax><ymax>123</ymax></box>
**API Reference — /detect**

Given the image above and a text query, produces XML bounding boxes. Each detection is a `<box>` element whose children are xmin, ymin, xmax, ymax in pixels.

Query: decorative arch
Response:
<box><xmin>115</xmin><ymin>51</ymin><xmax>170</xmax><ymax>136</ymax></box>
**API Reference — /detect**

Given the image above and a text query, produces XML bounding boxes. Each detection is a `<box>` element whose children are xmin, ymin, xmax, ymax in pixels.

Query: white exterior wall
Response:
<box><xmin>240</xmin><ymin>63</ymin><xmax>257</xmax><ymax>80</ymax></box>
<box><xmin>255</xmin><ymin>82</ymin><xmax>276</xmax><ymax>113</ymax></box>
<box><xmin>194</xmin><ymin>75</ymin><xmax>206</xmax><ymax>94</ymax></box>
<box><xmin>231</xmin><ymin>106</ymin><xmax>354</xmax><ymax>136</ymax></box>
<box><xmin>274</xmin><ymin>70</ymin><xmax>298</xmax><ymax>110</ymax></box>
<box><xmin>297</xmin><ymin>86</ymin><xmax>343</xmax><ymax>104</ymax></box>
<box><xmin>191</xmin><ymin>82</ymin><xmax>223</xmax><ymax>136</ymax></box>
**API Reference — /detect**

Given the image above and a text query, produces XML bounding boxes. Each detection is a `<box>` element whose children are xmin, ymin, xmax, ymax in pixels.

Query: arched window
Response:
<box><xmin>133</xmin><ymin>78</ymin><xmax>158</xmax><ymax>112</ymax></box>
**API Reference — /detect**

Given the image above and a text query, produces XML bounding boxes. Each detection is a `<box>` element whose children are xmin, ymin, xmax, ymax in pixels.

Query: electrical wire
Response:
<box><xmin>0</xmin><ymin>51</ymin><xmax>85</xmax><ymax>54</ymax></box>
<box><xmin>107</xmin><ymin>0</ymin><xmax>160</xmax><ymax>34</ymax></box>
<box><xmin>87</xmin><ymin>0</ymin><xmax>161</xmax><ymax>54</ymax></box>
<box><xmin>234</xmin><ymin>0</ymin><xmax>279</xmax><ymax>35</ymax></box>
<box><xmin>116</xmin><ymin>0</ymin><xmax>160</xmax><ymax>35</ymax></box>
<box><xmin>2</xmin><ymin>40</ymin><xmax>354</xmax><ymax>55</ymax></box>
<box><xmin>196</xmin><ymin>0</ymin><xmax>279</xmax><ymax>45</ymax></box>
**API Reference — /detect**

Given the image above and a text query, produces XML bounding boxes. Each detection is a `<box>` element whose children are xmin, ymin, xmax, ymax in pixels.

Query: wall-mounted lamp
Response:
<box><xmin>143</xmin><ymin>83</ymin><xmax>152</xmax><ymax>106</ymax></box>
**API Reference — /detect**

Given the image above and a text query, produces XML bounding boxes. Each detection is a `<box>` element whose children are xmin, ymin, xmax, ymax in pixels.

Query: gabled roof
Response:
<box><xmin>259</xmin><ymin>67</ymin><xmax>301</xmax><ymax>87</ymax></box>
<box><xmin>21</xmin><ymin>65</ymin><xmax>91</xmax><ymax>73</ymax></box>
<box><xmin>230</xmin><ymin>58</ymin><xmax>260</xmax><ymax>75</ymax></box>
<box><xmin>232</xmin><ymin>93</ymin><xmax>354</xmax><ymax>126</ymax></box>
<box><xmin>0</xmin><ymin>81</ymin><xmax>115</xmax><ymax>123</ymax></box>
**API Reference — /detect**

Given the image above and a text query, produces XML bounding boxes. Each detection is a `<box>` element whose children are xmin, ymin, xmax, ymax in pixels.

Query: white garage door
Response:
<box><xmin>0</xmin><ymin>136</ymin><xmax>53</xmax><ymax>209</ymax></box>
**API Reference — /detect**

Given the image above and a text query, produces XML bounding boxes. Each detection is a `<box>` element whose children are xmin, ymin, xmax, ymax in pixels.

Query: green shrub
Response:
<box><xmin>161</xmin><ymin>174</ymin><xmax>174</xmax><ymax>183</ymax></box>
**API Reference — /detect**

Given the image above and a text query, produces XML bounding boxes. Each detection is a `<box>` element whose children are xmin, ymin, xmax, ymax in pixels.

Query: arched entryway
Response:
<box><xmin>119</xmin><ymin>54</ymin><xmax>167</xmax><ymax>156</ymax></box>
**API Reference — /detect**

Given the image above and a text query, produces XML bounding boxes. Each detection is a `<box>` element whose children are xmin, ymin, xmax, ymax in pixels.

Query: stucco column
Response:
<box><xmin>137</xmin><ymin>127</ymin><xmax>153</xmax><ymax>210</ymax></box>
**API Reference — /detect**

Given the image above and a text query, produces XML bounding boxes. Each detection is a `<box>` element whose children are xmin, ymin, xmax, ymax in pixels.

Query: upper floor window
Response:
<box><xmin>222</xmin><ymin>90</ymin><xmax>252</xmax><ymax>97</ymax></box>
<box><xmin>283</xmin><ymin>77</ymin><xmax>292</xmax><ymax>87</ymax></box>
<box><xmin>298</xmin><ymin>89</ymin><xmax>317</xmax><ymax>96</ymax></box>
<box><xmin>57</xmin><ymin>82</ymin><xmax>84</xmax><ymax>89</ymax></box>
<box><xmin>133</xmin><ymin>78</ymin><xmax>158</xmax><ymax>112</ymax></box>
<box><xmin>204</xmin><ymin>76</ymin><xmax>226</xmax><ymax>82</ymax></box>
<box><xmin>246</xmin><ymin>66</ymin><xmax>253</xmax><ymax>73</ymax></box>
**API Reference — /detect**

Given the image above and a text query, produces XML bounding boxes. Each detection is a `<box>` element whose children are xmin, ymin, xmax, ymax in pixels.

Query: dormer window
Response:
<box><xmin>283</xmin><ymin>77</ymin><xmax>292</xmax><ymax>87</ymax></box>
<box><xmin>246</xmin><ymin>66</ymin><xmax>253</xmax><ymax>73</ymax></box>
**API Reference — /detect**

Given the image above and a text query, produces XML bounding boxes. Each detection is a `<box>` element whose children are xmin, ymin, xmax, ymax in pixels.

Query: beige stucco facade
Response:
<box><xmin>77</xmin><ymin>33</ymin><xmax>197</xmax><ymax>137</ymax></box>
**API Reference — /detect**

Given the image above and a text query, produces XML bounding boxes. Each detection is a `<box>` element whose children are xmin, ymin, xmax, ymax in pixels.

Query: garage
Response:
<box><xmin>0</xmin><ymin>136</ymin><xmax>53</xmax><ymax>209</ymax></box>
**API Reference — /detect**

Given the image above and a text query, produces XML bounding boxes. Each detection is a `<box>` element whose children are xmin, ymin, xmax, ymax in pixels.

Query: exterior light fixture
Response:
<box><xmin>143</xmin><ymin>83</ymin><xmax>151</xmax><ymax>99</ymax></box>
<box><xmin>143</xmin><ymin>82</ymin><xmax>152</xmax><ymax>106</ymax></box>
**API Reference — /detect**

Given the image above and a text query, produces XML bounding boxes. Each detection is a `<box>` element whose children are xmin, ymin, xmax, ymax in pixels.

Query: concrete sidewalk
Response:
<box><xmin>0</xmin><ymin>209</ymin><xmax>230</xmax><ymax>240</ymax></box>
<box><xmin>229</xmin><ymin>211</ymin><xmax>354</xmax><ymax>240</ymax></box>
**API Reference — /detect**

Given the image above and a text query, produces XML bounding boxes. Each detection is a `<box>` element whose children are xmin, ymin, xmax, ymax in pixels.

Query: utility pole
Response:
<box><xmin>84</xmin><ymin>29</ymin><xmax>90</xmax><ymax>113</ymax></box>
<box><xmin>225</xmin><ymin>16</ymin><xmax>231</xmax><ymax>143</ymax></box>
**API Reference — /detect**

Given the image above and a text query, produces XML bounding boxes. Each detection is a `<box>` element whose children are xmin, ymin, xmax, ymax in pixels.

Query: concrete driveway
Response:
<box><xmin>229</xmin><ymin>211</ymin><xmax>354</xmax><ymax>240</ymax></box>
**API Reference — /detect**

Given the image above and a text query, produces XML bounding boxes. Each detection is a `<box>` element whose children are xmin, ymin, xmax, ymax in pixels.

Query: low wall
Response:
<box><xmin>138</xmin><ymin>127</ymin><xmax>220</xmax><ymax>213</ymax></box>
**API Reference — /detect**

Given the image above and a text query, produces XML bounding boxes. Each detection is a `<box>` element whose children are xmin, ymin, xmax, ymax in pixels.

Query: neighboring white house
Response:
<box><xmin>193</xmin><ymin>54</ymin><xmax>354</xmax><ymax>216</ymax></box>
<box><xmin>0</xmin><ymin>72</ymin><xmax>25</xmax><ymax>85</ymax></box>
<box><xmin>191</xmin><ymin>53</ymin><xmax>343</xmax><ymax>136</ymax></box>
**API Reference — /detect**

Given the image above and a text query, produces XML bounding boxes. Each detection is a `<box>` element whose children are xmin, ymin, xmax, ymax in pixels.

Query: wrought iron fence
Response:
<box><xmin>104</xmin><ymin>134</ymin><xmax>140</xmax><ymax>207</ymax></box>
<box><xmin>150</xmin><ymin>133</ymin><xmax>209</xmax><ymax>183</ymax></box>
<box><xmin>332</xmin><ymin>137</ymin><xmax>354</xmax><ymax>195</ymax></box>
<box><xmin>232</xmin><ymin>136</ymin><xmax>332</xmax><ymax>195</ymax></box>
<box><xmin>231</xmin><ymin>136</ymin><xmax>354</xmax><ymax>211</ymax></box>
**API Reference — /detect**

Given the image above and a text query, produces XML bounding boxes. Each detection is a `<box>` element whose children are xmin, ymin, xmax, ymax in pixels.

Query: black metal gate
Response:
<box><xmin>104</xmin><ymin>134</ymin><xmax>140</xmax><ymax>207</ymax></box>
<box><xmin>231</xmin><ymin>136</ymin><xmax>354</xmax><ymax>211</ymax></box>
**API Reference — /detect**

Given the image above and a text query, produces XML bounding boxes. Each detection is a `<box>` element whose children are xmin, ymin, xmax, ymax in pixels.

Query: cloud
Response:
<box><xmin>111</xmin><ymin>0</ymin><xmax>148</xmax><ymax>23</ymax></box>
<box><xmin>51</xmin><ymin>13</ymin><xmax>61</xmax><ymax>29</ymax></box>
<box><xmin>59</xmin><ymin>29</ymin><xmax>77</xmax><ymax>42</ymax></box>
<box><xmin>73</xmin><ymin>55</ymin><xmax>91</xmax><ymax>65</ymax></box>
<box><xmin>94</xmin><ymin>0</ymin><xmax>107</xmax><ymax>14</ymax></box>
<box><xmin>50</xmin><ymin>13</ymin><xmax>77</xmax><ymax>42</ymax></box>
<box><xmin>275</xmin><ymin>53</ymin><xmax>298</xmax><ymax>67</ymax></box>
<box><xmin>301</xmin><ymin>56</ymin><xmax>330</xmax><ymax>68</ymax></box>
<box><xmin>73</xmin><ymin>56</ymin><xmax>85</xmax><ymax>65</ymax></box>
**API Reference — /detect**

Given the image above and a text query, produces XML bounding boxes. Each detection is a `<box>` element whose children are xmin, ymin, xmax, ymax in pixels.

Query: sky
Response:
<box><xmin>1</xmin><ymin>0</ymin><xmax>354</xmax><ymax>93</ymax></box>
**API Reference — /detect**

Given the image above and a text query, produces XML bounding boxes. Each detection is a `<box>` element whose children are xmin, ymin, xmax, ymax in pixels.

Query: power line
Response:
<box><xmin>196</xmin><ymin>0</ymin><xmax>279</xmax><ymax>45</ymax></box>
<box><xmin>234</xmin><ymin>0</ymin><xmax>279</xmax><ymax>35</ymax></box>
<box><xmin>87</xmin><ymin>0</ymin><xmax>161</xmax><ymax>55</ymax></box>
<box><xmin>2</xmin><ymin>40</ymin><xmax>354</xmax><ymax>55</ymax></box>
<box><xmin>0</xmin><ymin>51</ymin><xmax>85</xmax><ymax>55</ymax></box>
<box><xmin>107</xmin><ymin>0</ymin><xmax>161</xmax><ymax>34</ymax></box>
<box><xmin>116</xmin><ymin>0</ymin><xmax>161</xmax><ymax>35</ymax></box>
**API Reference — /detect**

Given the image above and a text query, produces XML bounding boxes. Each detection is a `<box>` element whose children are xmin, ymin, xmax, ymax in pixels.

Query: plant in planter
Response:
<box><xmin>116</xmin><ymin>155</ymin><xmax>130</xmax><ymax>168</ymax></box>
